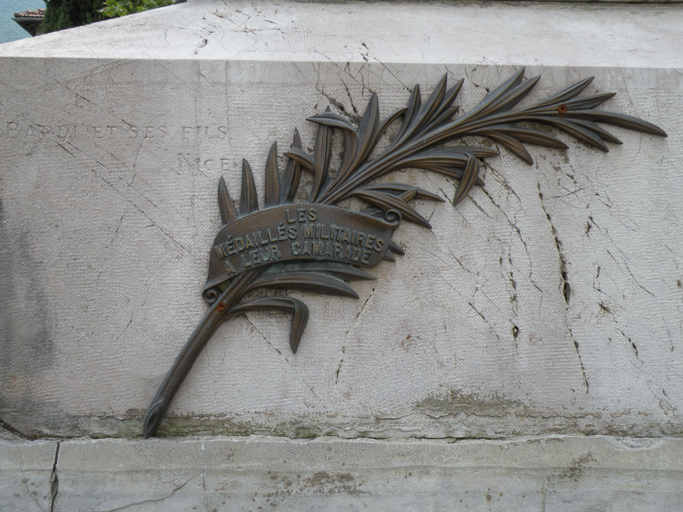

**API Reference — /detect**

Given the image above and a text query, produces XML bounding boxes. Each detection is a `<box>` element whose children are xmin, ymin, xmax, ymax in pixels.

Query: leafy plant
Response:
<box><xmin>41</xmin><ymin>0</ymin><xmax>172</xmax><ymax>31</ymax></box>
<box><xmin>100</xmin><ymin>0</ymin><xmax>172</xmax><ymax>18</ymax></box>
<box><xmin>42</xmin><ymin>0</ymin><xmax>102</xmax><ymax>33</ymax></box>
<box><xmin>143</xmin><ymin>69</ymin><xmax>666</xmax><ymax>438</ymax></box>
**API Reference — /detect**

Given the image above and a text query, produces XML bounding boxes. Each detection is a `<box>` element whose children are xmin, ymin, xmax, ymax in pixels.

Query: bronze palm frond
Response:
<box><xmin>143</xmin><ymin>69</ymin><xmax>666</xmax><ymax>438</ymax></box>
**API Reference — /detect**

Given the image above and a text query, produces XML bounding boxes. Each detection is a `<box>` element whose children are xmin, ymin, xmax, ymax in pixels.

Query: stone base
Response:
<box><xmin>2</xmin><ymin>434</ymin><xmax>682</xmax><ymax>511</ymax></box>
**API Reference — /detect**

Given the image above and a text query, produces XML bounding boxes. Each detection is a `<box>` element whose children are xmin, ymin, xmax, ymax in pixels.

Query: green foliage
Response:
<box><xmin>42</xmin><ymin>0</ymin><xmax>102</xmax><ymax>33</ymax></box>
<box><xmin>42</xmin><ymin>0</ymin><xmax>173</xmax><ymax>32</ymax></box>
<box><xmin>100</xmin><ymin>0</ymin><xmax>173</xmax><ymax>18</ymax></box>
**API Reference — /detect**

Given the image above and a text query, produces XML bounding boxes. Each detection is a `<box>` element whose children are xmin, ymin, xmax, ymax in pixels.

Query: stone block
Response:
<box><xmin>0</xmin><ymin>0</ymin><xmax>681</xmax><ymax>440</ymax></box>
<box><xmin>0</xmin><ymin>439</ymin><xmax>57</xmax><ymax>512</ymax></box>
<box><xmin>35</xmin><ymin>436</ymin><xmax>683</xmax><ymax>511</ymax></box>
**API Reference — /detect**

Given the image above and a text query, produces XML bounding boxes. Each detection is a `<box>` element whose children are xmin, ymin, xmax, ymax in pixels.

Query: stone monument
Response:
<box><xmin>0</xmin><ymin>0</ymin><xmax>682</xmax><ymax>509</ymax></box>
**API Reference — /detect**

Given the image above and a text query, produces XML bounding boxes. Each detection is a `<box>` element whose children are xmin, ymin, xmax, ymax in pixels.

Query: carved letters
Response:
<box><xmin>203</xmin><ymin>204</ymin><xmax>399</xmax><ymax>293</ymax></box>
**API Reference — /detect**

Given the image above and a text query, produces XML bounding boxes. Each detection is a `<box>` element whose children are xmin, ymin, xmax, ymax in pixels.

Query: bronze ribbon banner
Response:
<box><xmin>203</xmin><ymin>204</ymin><xmax>401</xmax><ymax>292</ymax></box>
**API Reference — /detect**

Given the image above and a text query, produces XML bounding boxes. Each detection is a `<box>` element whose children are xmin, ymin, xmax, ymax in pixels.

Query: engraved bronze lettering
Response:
<box><xmin>203</xmin><ymin>204</ymin><xmax>400</xmax><ymax>292</ymax></box>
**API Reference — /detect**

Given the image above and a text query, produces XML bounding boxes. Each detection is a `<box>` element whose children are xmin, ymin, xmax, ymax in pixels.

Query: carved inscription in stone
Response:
<box><xmin>3</xmin><ymin>121</ymin><xmax>229</xmax><ymax>143</ymax></box>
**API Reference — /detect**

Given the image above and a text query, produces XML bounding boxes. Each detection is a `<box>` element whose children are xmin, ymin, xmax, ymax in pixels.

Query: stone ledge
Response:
<box><xmin>1</xmin><ymin>0</ymin><xmax>681</xmax><ymax>69</ymax></box>
<box><xmin>0</xmin><ymin>439</ymin><xmax>57</xmax><ymax>512</ymax></box>
<box><xmin>2</xmin><ymin>435</ymin><xmax>682</xmax><ymax>510</ymax></box>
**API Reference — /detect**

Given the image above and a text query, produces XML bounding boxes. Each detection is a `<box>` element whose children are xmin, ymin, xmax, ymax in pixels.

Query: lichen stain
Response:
<box><xmin>251</xmin><ymin>470</ymin><xmax>367</xmax><ymax>509</ymax></box>
<box><xmin>0</xmin><ymin>195</ymin><xmax>54</xmax><ymax>416</ymax></box>
<box><xmin>303</xmin><ymin>471</ymin><xmax>364</xmax><ymax>495</ymax></box>
<box><xmin>413</xmin><ymin>388</ymin><xmax>534</xmax><ymax>419</ymax></box>
<box><xmin>153</xmin><ymin>414</ymin><xmax>326</xmax><ymax>439</ymax></box>
<box><xmin>558</xmin><ymin>452</ymin><xmax>596</xmax><ymax>482</ymax></box>
<box><xmin>400</xmin><ymin>333</ymin><xmax>420</xmax><ymax>350</ymax></box>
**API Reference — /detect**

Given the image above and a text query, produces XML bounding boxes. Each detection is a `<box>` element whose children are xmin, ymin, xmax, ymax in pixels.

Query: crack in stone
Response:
<box><xmin>568</xmin><ymin>326</ymin><xmax>590</xmax><ymax>393</ymax></box>
<box><xmin>334</xmin><ymin>344</ymin><xmax>346</xmax><ymax>386</ymax></box>
<box><xmin>201</xmin><ymin>441</ymin><xmax>209</xmax><ymax>512</ymax></box>
<box><xmin>428</xmin><ymin>249</ymin><xmax>472</xmax><ymax>291</ymax></box>
<box><xmin>244</xmin><ymin>317</ymin><xmax>320</xmax><ymax>400</ymax></box>
<box><xmin>537</xmin><ymin>183</ymin><xmax>571</xmax><ymax>305</ymax></box>
<box><xmin>319</xmin><ymin>88</ymin><xmax>360</xmax><ymax>125</ymax></box>
<box><xmin>50</xmin><ymin>442</ymin><xmax>60</xmax><ymax>512</ymax></box>
<box><xmin>596</xmin><ymin>301</ymin><xmax>643</xmax><ymax>365</ymax></box>
<box><xmin>619</xmin><ymin>328</ymin><xmax>641</xmax><ymax>363</ymax></box>
<box><xmin>370</xmin><ymin>56</ymin><xmax>409</xmax><ymax>91</ymax></box>
<box><xmin>468</xmin><ymin>301</ymin><xmax>502</xmax><ymax>345</ymax></box>
<box><xmin>605</xmin><ymin>249</ymin><xmax>656</xmax><ymax>299</ymax></box>
<box><xmin>16</xmin><ymin>445</ymin><xmax>47</xmax><ymax>512</ymax></box>
<box><xmin>537</xmin><ymin>183</ymin><xmax>589</xmax><ymax>392</ymax></box>
<box><xmin>0</xmin><ymin>417</ymin><xmax>32</xmax><ymax>440</ymax></box>
<box><xmin>340</xmin><ymin>79</ymin><xmax>360</xmax><ymax>116</ymax></box>
<box><xmin>96</xmin><ymin>472</ymin><xmax>202</xmax><ymax>512</ymax></box>
<box><xmin>337</xmin><ymin>286</ymin><xmax>375</xmax><ymax>385</ymax></box>
<box><xmin>481</xmin><ymin>186</ymin><xmax>541</xmax><ymax>292</ymax></box>
<box><xmin>448</xmin><ymin>247</ymin><xmax>473</xmax><ymax>274</ymax></box>
<box><xmin>468</xmin><ymin>196</ymin><xmax>494</xmax><ymax>220</ymax></box>
<box><xmin>245</xmin><ymin>316</ymin><xmax>282</xmax><ymax>356</ymax></box>
<box><xmin>90</xmin><ymin>168</ymin><xmax>192</xmax><ymax>256</ymax></box>
<box><xmin>500</xmin><ymin>250</ymin><xmax>520</xmax><ymax>352</ymax></box>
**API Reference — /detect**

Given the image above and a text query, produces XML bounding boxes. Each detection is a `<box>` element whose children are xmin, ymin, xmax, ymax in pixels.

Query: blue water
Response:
<box><xmin>0</xmin><ymin>0</ymin><xmax>46</xmax><ymax>44</ymax></box>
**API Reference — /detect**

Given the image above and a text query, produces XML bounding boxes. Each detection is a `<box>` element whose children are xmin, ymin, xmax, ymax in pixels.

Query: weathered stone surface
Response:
<box><xmin>0</xmin><ymin>0</ymin><xmax>681</xmax><ymax>440</ymax></box>
<box><xmin>0</xmin><ymin>439</ymin><xmax>57</xmax><ymax>512</ymax></box>
<box><xmin>0</xmin><ymin>436</ymin><xmax>671</xmax><ymax>511</ymax></box>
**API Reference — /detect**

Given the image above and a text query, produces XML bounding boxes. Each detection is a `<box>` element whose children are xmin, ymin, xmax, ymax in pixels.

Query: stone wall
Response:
<box><xmin>0</xmin><ymin>0</ymin><xmax>682</xmax><ymax>508</ymax></box>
